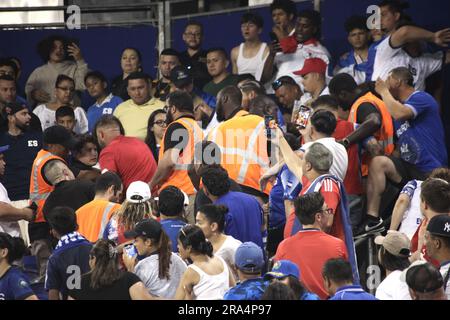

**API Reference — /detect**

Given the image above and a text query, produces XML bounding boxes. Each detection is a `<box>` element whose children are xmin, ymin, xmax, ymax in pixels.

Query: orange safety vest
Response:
<box><xmin>29</xmin><ymin>149</ymin><xmax>66</xmax><ymax>223</ymax></box>
<box><xmin>76</xmin><ymin>199</ymin><xmax>121</xmax><ymax>243</ymax></box>
<box><xmin>348</xmin><ymin>92</ymin><xmax>395</xmax><ymax>176</ymax></box>
<box><xmin>159</xmin><ymin>117</ymin><xmax>204</xmax><ymax>195</ymax></box>
<box><xmin>208</xmin><ymin>110</ymin><xmax>272</xmax><ymax>194</ymax></box>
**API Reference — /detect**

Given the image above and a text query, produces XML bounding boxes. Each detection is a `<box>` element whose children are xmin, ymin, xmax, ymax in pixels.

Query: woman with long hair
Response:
<box><xmin>68</xmin><ymin>239</ymin><xmax>152</xmax><ymax>300</ymax></box>
<box><xmin>175</xmin><ymin>224</ymin><xmax>235</xmax><ymax>300</ymax></box>
<box><xmin>122</xmin><ymin>219</ymin><xmax>187</xmax><ymax>298</ymax></box>
<box><xmin>0</xmin><ymin>232</ymin><xmax>38</xmax><ymax>300</ymax></box>
<box><xmin>111</xmin><ymin>47</ymin><xmax>143</xmax><ymax>100</ymax></box>
<box><xmin>144</xmin><ymin>109</ymin><xmax>167</xmax><ymax>162</ymax></box>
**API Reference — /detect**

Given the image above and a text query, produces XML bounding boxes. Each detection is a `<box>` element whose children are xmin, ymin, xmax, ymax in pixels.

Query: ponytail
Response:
<box><xmin>201</xmin><ymin>240</ymin><xmax>214</xmax><ymax>258</ymax></box>
<box><xmin>157</xmin><ymin>231</ymin><xmax>172</xmax><ymax>280</ymax></box>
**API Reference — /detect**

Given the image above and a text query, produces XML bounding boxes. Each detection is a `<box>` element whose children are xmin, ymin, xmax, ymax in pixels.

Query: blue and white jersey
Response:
<box><xmin>87</xmin><ymin>93</ymin><xmax>123</xmax><ymax>133</ymax></box>
<box><xmin>395</xmin><ymin>91</ymin><xmax>447</xmax><ymax>173</ymax></box>
<box><xmin>335</xmin><ymin>49</ymin><xmax>369</xmax><ymax>85</ymax></box>
<box><xmin>399</xmin><ymin>179</ymin><xmax>423</xmax><ymax>239</ymax></box>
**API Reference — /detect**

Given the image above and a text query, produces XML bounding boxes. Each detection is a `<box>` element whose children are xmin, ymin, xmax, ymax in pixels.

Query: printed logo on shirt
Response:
<box><xmin>102</xmin><ymin>108</ymin><xmax>113</xmax><ymax>115</ymax></box>
<box><xmin>28</xmin><ymin>140</ymin><xmax>39</xmax><ymax>147</ymax></box>
<box><xmin>18</xmin><ymin>280</ymin><xmax>28</xmax><ymax>288</ymax></box>
<box><xmin>396</xmin><ymin>122</ymin><xmax>410</xmax><ymax>137</ymax></box>
<box><xmin>408</xmin><ymin>64</ymin><xmax>417</xmax><ymax>77</ymax></box>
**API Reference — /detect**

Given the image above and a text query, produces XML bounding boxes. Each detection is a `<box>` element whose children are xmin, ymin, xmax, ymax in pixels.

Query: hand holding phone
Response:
<box><xmin>296</xmin><ymin>106</ymin><xmax>312</xmax><ymax>129</ymax></box>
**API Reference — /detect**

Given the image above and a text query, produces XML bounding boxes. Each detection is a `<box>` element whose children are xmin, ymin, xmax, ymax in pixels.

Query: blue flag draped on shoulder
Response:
<box><xmin>291</xmin><ymin>174</ymin><xmax>360</xmax><ymax>284</ymax></box>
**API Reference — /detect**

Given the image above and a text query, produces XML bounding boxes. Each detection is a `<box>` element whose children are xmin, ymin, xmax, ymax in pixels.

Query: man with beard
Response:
<box><xmin>150</xmin><ymin>91</ymin><xmax>203</xmax><ymax>223</ymax></box>
<box><xmin>0</xmin><ymin>102</ymin><xmax>42</xmax><ymax>204</ymax></box>
<box><xmin>152</xmin><ymin>49</ymin><xmax>181</xmax><ymax>102</ymax></box>
<box><xmin>179</xmin><ymin>22</ymin><xmax>211</xmax><ymax>90</ymax></box>
<box><xmin>169</xmin><ymin>65</ymin><xmax>218</xmax><ymax>135</ymax></box>
<box><xmin>0</xmin><ymin>75</ymin><xmax>41</xmax><ymax>132</ymax></box>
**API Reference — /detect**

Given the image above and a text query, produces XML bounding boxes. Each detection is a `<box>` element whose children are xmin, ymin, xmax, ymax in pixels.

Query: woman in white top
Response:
<box><xmin>175</xmin><ymin>225</ymin><xmax>235</xmax><ymax>300</ymax></box>
<box><xmin>33</xmin><ymin>74</ymin><xmax>88</xmax><ymax>134</ymax></box>
<box><xmin>196</xmin><ymin>204</ymin><xmax>242</xmax><ymax>270</ymax></box>
<box><xmin>122</xmin><ymin>218</ymin><xmax>187</xmax><ymax>299</ymax></box>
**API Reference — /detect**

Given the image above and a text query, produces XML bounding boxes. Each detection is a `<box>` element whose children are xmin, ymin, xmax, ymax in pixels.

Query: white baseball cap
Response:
<box><xmin>126</xmin><ymin>181</ymin><xmax>151</xmax><ymax>203</ymax></box>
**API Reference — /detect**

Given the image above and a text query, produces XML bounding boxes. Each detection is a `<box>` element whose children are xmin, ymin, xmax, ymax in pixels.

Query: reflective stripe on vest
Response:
<box><xmin>30</xmin><ymin>151</ymin><xmax>54</xmax><ymax>201</ymax></box>
<box><xmin>237</xmin><ymin>120</ymin><xmax>267</xmax><ymax>183</ymax></box>
<box><xmin>98</xmin><ymin>202</ymin><xmax>116</xmax><ymax>239</ymax></box>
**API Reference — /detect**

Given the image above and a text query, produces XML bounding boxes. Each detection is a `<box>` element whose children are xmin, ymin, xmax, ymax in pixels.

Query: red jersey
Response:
<box><xmin>284</xmin><ymin>176</ymin><xmax>344</xmax><ymax>243</ymax></box>
<box><xmin>275</xmin><ymin>229</ymin><xmax>348</xmax><ymax>299</ymax></box>
<box><xmin>99</xmin><ymin>135</ymin><xmax>157</xmax><ymax>190</ymax></box>
<box><xmin>333</xmin><ymin>119</ymin><xmax>363</xmax><ymax>195</ymax></box>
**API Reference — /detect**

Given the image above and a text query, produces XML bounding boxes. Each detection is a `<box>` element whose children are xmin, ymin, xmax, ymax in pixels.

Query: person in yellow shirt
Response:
<box><xmin>76</xmin><ymin>172</ymin><xmax>123</xmax><ymax>242</ymax></box>
<box><xmin>113</xmin><ymin>72</ymin><xmax>164</xmax><ymax>141</ymax></box>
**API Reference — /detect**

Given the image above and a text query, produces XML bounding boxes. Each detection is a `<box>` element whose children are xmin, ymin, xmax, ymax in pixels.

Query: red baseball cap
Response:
<box><xmin>293</xmin><ymin>58</ymin><xmax>327</xmax><ymax>76</ymax></box>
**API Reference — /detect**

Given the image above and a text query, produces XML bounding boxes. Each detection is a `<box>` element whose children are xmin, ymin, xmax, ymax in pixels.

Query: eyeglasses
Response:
<box><xmin>184</xmin><ymin>32</ymin><xmax>201</xmax><ymax>38</ymax></box>
<box><xmin>320</xmin><ymin>208</ymin><xmax>333</xmax><ymax>216</ymax></box>
<box><xmin>153</xmin><ymin>120</ymin><xmax>167</xmax><ymax>127</ymax></box>
<box><xmin>57</xmin><ymin>86</ymin><xmax>75</xmax><ymax>92</ymax></box>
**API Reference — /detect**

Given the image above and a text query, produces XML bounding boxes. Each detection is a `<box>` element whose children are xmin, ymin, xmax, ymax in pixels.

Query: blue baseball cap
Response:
<box><xmin>0</xmin><ymin>145</ymin><xmax>9</xmax><ymax>154</ymax></box>
<box><xmin>264</xmin><ymin>260</ymin><xmax>300</xmax><ymax>280</ymax></box>
<box><xmin>234</xmin><ymin>242</ymin><xmax>264</xmax><ymax>273</ymax></box>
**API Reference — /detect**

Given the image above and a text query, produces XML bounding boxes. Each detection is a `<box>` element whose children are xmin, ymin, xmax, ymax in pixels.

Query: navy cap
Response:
<box><xmin>124</xmin><ymin>218</ymin><xmax>162</xmax><ymax>239</ymax></box>
<box><xmin>3</xmin><ymin>101</ymin><xmax>27</xmax><ymax>117</ymax></box>
<box><xmin>427</xmin><ymin>215</ymin><xmax>450</xmax><ymax>238</ymax></box>
<box><xmin>234</xmin><ymin>242</ymin><xmax>264</xmax><ymax>273</ymax></box>
<box><xmin>170</xmin><ymin>65</ymin><xmax>193</xmax><ymax>89</ymax></box>
<box><xmin>264</xmin><ymin>260</ymin><xmax>300</xmax><ymax>280</ymax></box>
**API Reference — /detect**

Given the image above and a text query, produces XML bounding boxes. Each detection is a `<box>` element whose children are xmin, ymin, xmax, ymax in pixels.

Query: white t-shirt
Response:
<box><xmin>372</xmin><ymin>36</ymin><xmax>443</xmax><ymax>91</ymax></box>
<box><xmin>439</xmin><ymin>262</ymin><xmax>450</xmax><ymax>300</ymax></box>
<box><xmin>375</xmin><ymin>270</ymin><xmax>411</xmax><ymax>300</ymax></box>
<box><xmin>215</xmin><ymin>235</ymin><xmax>242</xmax><ymax>267</ymax></box>
<box><xmin>398</xmin><ymin>180</ymin><xmax>423</xmax><ymax>239</ymax></box>
<box><xmin>134</xmin><ymin>252</ymin><xmax>187</xmax><ymax>299</ymax></box>
<box><xmin>0</xmin><ymin>183</ymin><xmax>20</xmax><ymax>237</ymax></box>
<box><xmin>266</xmin><ymin>38</ymin><xmax>331</xmax><ymax>94</ymax></box>
<box><xmin>302</xmin><ymin>137</ymin><xmax>348</xmax><ymax>181</ymax></box>
<box><xmin>33</xmin><ymin>104</ymin><xmax>89</xmax><ymax>134</ymax></box>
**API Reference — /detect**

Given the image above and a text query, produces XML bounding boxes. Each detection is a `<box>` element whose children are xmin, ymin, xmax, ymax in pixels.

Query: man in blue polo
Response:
<box><xmin>0</xmin><ymin>102</ymin><xmax>42</xmax><ymax>203</ymax></box>
<box><xmin>322</xmin><ymin>258</ymin><xmax>377</xmax><ymax>300</ymax></box>
<box><xmin>223</xmin><ymin>242</ymin><xmax>266</xmax><ymax>300</ymax></box>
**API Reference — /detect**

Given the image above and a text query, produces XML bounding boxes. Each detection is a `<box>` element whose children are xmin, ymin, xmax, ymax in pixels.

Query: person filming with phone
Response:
<box><xmin>26</xmin><ymin>35</ymin><xmax>89</xmax><ymax>108</ymax></box>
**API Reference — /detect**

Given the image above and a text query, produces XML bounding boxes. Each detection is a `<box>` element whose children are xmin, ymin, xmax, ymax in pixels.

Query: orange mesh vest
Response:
<box><xmin>159</xmin><ymin>117</ymin><xmax>204</xmax><ymax>195</ymax></box>
<box><xmin>348</xmin><ymin>92</ymin><xmax>395</xmax><ymax>175</ymax></box>
<box><xmin>29</xmin><ymin>149</ymin><xmax>66</xmax><ymax>222</ymax></box>
<box><xmin>208</xmin><ymin>110</ymin><xmax>272</xmax><ymax>194</ymax></box>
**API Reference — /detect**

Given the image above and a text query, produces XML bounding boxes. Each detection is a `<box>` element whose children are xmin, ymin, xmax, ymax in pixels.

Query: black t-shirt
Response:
<box><xmin>68</xmin><ymin>272</ymin><xmax>141</xmax><ymax>300</ymax></box>
<box><xmin>179</xmin><ymin>49</ymin><xmax>212</xmax><ymax>90</ymax></box>
<box><xmin>356</xmin><ymin>102</ymin><xmax>381</xmax><ymax>124</ymax></box>
<box><xmin>43</xmin><ymin>179</ymin><xmax>95</xmax><ymax>219</ymax></box>
<box><xmin>162</xmin><ymin>116</ymin><xmax>196</xmax><ymax>152</ymax></box>
<box><xmin>111</xmin><ymin>75</ymin><xmax>130</xmax><ymax>101</ymax></box>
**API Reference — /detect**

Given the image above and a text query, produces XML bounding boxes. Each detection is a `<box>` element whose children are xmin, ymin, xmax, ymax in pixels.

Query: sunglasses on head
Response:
<box><xmin>271</xmin><ymin>79</ymin><xmax>284</xmax><ymax>91</ymax></box>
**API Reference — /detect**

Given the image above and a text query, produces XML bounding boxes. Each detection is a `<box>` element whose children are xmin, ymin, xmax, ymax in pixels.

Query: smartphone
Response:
<box><xmin>296</xmin><ymin>106</ymin><xmax>312</xmax><ymax>129</ymax></box>
<box><xmin>265</xmin><ymin>115</ymin><xmax>276</xmax><ymax>139</ymax></box>
<box><xmin>124</xmin><ymin>244</ymin><xmax>137</xmax><ymax>258</ymax></box>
